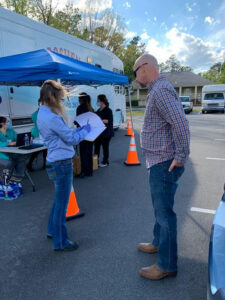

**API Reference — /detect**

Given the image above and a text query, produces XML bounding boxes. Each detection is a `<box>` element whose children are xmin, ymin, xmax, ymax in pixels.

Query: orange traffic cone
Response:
<box><xmin>124</xmin><ymin>133</ymin><xmax>141</xmax><ymax>166</ymax></box>
<box><xmin>66</xmin><ymin>185</ymin><xmax>85</xmax><ymax>221</ymax></box>
<box><xmin>125</xmin><ymin>118</ymin><xmax>133</xmax><ymax>136</ymax></box>
<box><xmin>126</xmin><ymin>117</ymin><xmax>131</xmax><ymax>129</ymax></box>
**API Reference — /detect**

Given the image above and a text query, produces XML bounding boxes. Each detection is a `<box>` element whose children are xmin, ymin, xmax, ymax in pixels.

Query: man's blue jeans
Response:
<box><xmin>149</xmin><ymin>159</ymin><xmax>184</xmax><ymax>271</ymax></box>
<box><xmin>46</xmin><ymin>159</ymin><xmax>73</xmax><ymax>250</ymax></box>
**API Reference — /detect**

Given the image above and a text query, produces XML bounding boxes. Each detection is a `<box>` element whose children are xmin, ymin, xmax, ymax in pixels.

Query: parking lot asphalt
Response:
<box><xmin>1</xmin><ymin>112</ymin><xmax>225</xmax><ymax>300</ymax></box>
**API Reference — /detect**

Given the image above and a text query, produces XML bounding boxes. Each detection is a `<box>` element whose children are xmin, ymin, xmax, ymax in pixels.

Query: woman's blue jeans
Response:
<box><xmin>149</xmin><ymin>159</ymin><xmax>184</xmax><ymax>271</ymax></box>
<box><xmin>46</xmin><ymin>159</ymin><xmax>73</xmax><ymax>250</ymax></box>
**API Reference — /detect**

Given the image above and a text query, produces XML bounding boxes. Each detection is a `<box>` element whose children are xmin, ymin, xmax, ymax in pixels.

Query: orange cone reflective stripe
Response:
<box><xmin>126</xmin><ymin>117</ymin><xmax>131</xmax><ymax>129</ymax></box>
<box><xmin>125</xmin><ymin>119</ymin><xmax>133</xmax><ymax>136</ymax></box>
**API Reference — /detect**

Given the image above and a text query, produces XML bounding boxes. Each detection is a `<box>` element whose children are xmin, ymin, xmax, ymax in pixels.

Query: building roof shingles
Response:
<box><xmin>132</xmin><ymin>71</ymin><xmax>214</xmax><ymax>89</ymax></box>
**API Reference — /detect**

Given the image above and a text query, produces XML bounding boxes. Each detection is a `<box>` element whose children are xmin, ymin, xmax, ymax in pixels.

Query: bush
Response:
<box><xmin>126</xmin><ymin>99</ymin><xmax>139</xmax><ymax>107</ymax></box>
<box><xmin>131</xmin><ymin>100</ymin><xmax>139</xmax><ymax>106</ymax></box>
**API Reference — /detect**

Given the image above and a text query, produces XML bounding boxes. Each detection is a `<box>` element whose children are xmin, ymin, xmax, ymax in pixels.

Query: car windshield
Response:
<box><xmin>180</xmin><ymin>97</ymin><xmax>190</xmax><ymax>102</ymax></box>
<box><xmin>204</xmin><ymin>93</ymin><xmax>224</xmax><ymax>100</ymax></box>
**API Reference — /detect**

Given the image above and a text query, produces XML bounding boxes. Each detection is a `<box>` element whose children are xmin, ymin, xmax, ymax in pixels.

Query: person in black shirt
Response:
<box><xmin>76</xmin><ymin>93</ymin><xmax>94</xmax><ymax>177</ymax></box>
<box><xmin>95</xmin><ymin>94</ymin><xmax>113</xmax><ymax>167</ymax></box>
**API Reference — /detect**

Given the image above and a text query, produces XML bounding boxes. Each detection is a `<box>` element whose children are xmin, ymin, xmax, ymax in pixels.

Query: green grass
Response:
<box><xmin>193</xmin><ymin>108</ymin><xmax>202</xmax><ymax>112</ymax></box>
<box><xmin>127</xmin><ymin>110</ymin><xmax>145</xmax><ymax>117</ymax></box>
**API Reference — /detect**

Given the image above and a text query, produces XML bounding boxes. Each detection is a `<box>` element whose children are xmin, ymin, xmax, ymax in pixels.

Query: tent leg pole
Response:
<box><xmin>128</xmin><ymin>87</ymin><xmax>134</xmax><ymax>131</ymax></box>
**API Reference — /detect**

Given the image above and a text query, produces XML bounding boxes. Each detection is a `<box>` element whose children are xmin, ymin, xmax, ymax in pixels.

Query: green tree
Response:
<box><xmin>1</xmin><ymin>0</ymin><xmax>81</xmax><ymax>35</ymax></box>
<box><xmin>0</xmin><ymin>0</ymin><xmax>30</xmax><ymax>15</ymax></box>
<box><xmin>119</xmin><ymin>36</ymin><xmax>145</xmax><ymax>81</ymax></box>
<box><xmin>202</xmin><ymin>62</ymin><xmax>223</xmax><ymax>83</ymax></box>
<box><xmin>218</xmin><ymin>62</ymin><xmax>225</xmax><ymax>84</ymax></box>
<box><xmin>30</xmin><ymin>0</ymin><xmax>60</xmax><ymax>25</ymax></box>
<box><xmin>78</xmin><ymin>4</ymin><xmax>125</xmax><ymax>55</ymax></box>
<box><xmin>159</xmin><ymin>55</ymin><xmax>192</xmax><ymax>72</ymax></box>
<box><xmin>51</xmin><ymin>4</ymin><xmax>81</xmax><ymax>35</ymax></box>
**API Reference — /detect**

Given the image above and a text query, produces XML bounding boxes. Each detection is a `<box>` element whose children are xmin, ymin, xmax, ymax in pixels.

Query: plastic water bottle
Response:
<box><xmin>3</xmin><ymin>185</ymin><xmax>8</xmax><ymax>199</ymax></box>
<box><xmin>24</xmin><ymin>134</ymin><xmax>29</xmax><ymax>146</ymax></box>
<box><xmin>2</xmin><ymin>169</ymin><xmax>9</xmax><ymax>185</ymax></box>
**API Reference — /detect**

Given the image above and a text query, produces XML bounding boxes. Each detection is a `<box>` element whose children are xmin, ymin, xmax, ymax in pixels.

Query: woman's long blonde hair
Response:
<box><xmin>39</xmin><ymin>80</ymin><xmax>66</xmax><ymax>119</ymax></box>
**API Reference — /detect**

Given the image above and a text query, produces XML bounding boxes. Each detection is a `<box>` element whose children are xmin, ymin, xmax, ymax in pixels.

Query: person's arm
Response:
<box><xmin>0</xmin><ymin>133</ymin><xmax>8</xmax><ymax>147</ymax></box>
<box><xmin>51</xmin><ymin>115</ymin><xmax>90</xmax><ymax>146</ymax></box>
<box><xmin>32</xmin><ymin>110</ymin><xmax>38</xmax><ymax>123</ymax></box>
<box><xmin>154</xmin><ymin>88</ymin><xmax>190</xmax><ymax>164</ymax></box>
<box><xmin>12</xmin><ymin>129</ymin><xmax>17</xmax><ymax>142</ymax></box>
<box><xmin>103</xmin><ymin>108</ymin><xmax>113</xmax><ymax>126</ymax></box>
<box><xmin>0</xmin><ymin>140</ymin><xmax>8</xmax><ymax>147</ymax></box>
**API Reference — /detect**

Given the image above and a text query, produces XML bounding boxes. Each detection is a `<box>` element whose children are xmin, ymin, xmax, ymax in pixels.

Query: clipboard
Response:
<box><xmin>74</xmin><ymin>112</ymin><xmax>106</xmax><ymax>142</ymax></box>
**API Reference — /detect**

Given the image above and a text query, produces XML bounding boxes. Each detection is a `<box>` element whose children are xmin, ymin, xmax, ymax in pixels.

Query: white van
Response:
<box><xmin>202</xmin><ymin>85</ymin><xmax>225</xmax><ymax>114</ymax></box>
<box><xmin>0</xmin><ymin>7</ymin><xmax>126</xmax><ymax>132</ymax></box>
<box><xmin>179</xmin><ymin>96</ymin><xmax>193</xmax><ymax>114</ymax></box>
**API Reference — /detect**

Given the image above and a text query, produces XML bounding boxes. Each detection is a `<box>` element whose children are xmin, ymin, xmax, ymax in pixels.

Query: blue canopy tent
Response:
<box><xmin>0</xmin><ymin>49</ymin><xmax>134</xmax><ymax>135</ymax></box>
<box><xmin>0</xmin><ymin>49</ymin><xmax>129</xmax><ymax>86</ymax></box>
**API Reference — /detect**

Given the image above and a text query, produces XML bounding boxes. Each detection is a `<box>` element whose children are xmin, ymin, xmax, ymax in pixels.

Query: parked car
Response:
<box><xmin>179</xmin><ymin>96</ymin><xmax>193</xmax><ymax>114</ymax></box>
<box><xmin>207</xmin><ymin>189</ymin><xmax>225</xmax><ymax>300</ymax></box>
<box><xmin>202</xmin><ymin>84</ymin><xmax>225</xmax><ymax>114</ymax></box>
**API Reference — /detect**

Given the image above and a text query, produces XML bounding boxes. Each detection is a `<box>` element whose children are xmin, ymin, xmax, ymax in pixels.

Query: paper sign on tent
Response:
<box><xmin>74</xmin><ymin>112</ymin><xmax>106</xmax><ymax>142</ymax></box>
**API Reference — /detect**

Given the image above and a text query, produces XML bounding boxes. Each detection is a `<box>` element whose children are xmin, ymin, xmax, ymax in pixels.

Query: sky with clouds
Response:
<box><xmin>72</xmin><ymin>0</ymin><xmax>225</xmax><ymax>72</ymax></box>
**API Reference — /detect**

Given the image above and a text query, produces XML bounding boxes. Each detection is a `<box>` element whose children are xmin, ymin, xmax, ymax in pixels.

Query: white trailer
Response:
<box><xmin>202</xmin><ymin>84</ymin><xmax>225</xmax><ymax>114</ymax></box>
<box><xmin>0</xmin><ymin>7</ymin><xmax>126</xmax><ymax>131</ymax></box>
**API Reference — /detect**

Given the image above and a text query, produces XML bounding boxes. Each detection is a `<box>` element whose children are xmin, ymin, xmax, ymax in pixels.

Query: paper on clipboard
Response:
<box><xmin>74</xmin><ymin>112</ymin><xmax>106</xmax><ymax>142</ymax></box>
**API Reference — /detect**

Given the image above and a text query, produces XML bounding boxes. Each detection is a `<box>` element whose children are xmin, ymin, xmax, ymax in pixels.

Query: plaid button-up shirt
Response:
<box><xmin>140</xmin><ymin>75</ymin><xmax>190</xmax><ymax>168</ymax></box>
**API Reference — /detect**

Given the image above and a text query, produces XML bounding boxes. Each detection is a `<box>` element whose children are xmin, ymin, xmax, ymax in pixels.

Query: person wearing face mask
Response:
<box><xmin>0</xmin><ymin>116</ymin><xmax>26</xmax><ymax>182</ymax></box>
<box><xmin>26</xmin><ymin>99</ymin><xmax>47</xmax><ymax>171</ymax></box>
<box><xmin>37</xmin><ymin>80</ymin><xmax>91</xmax><ymax>251</ymax></box>
<box><xmin>94</xmin><ymin>94</ymin><xmax>113</xmax><ymax>167</ymax></box>
<box><xmin>75</xmin><ymin>93</ymin><xmax>94</xmax><ymax>177</ymax></box>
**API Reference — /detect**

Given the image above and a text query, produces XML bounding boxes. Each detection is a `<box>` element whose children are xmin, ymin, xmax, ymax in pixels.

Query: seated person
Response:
<box><xmin>26</xmin><ymin>100</ymin><xmax>47</xmax><ymax>171</ymax></box>
<box><xmin>0</xmin><ymin>116</ymin><xmax>26</xmax><ymax>182</ymax></box>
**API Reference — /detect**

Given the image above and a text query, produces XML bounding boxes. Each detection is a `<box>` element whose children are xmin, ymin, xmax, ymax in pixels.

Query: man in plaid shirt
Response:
<box><xmin>133</xmin><ymin>54</ymin><xmax>190</xmax><ymax>280</ymax></box>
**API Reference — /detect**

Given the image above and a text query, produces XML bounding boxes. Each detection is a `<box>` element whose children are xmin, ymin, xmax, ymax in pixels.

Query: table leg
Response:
<box><xmin>25</xmin><ymin>170</ymin><xmax>36</xmax><ymax>192</ymax></box>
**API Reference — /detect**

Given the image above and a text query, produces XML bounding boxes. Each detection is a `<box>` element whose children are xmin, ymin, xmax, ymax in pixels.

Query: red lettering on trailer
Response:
<box><xmin>47</xmin><ymin>47</ymin><xmax>80</xmax><ymax>60</ymax></box>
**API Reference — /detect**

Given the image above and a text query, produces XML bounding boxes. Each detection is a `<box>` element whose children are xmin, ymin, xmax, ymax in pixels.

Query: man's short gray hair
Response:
<box><xmin>134</xmin><ymin>53</ymin><xmax>159</xmax><ymax>71</ymax></box>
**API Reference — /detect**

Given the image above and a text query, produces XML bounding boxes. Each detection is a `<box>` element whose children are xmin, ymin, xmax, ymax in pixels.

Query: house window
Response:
<box><xmin>184</xmin><ymin>88</ymin><xmax>191</xmax><ymax>95</ymax></box>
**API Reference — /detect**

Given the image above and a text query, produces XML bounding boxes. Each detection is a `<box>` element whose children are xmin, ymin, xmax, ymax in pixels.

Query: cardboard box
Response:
<box><xmin>93</xmin><ymin>154</ymin><xmax>98</xmax><ymax>171</ymax></box>
<box><xmin>73</xmin><ymin>156</ymin><xmax>81</xmax><ymax>175</ymax></box>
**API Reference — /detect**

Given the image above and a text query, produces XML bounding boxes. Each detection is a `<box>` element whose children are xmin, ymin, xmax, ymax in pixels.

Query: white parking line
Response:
<box><xmin>206</xmin><ymin>157</ymin><xmax>225</xmax><ymax>161</ymax></box>
<box><xmin>190</xmin><ymin>207</ymin><xmax>216</xmax><ymax>215</ymax></box>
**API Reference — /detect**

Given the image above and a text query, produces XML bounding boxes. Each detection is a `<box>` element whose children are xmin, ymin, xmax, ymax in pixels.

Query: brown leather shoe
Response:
<box><xmin>138</xmin><ymin>243</ymin><xmax>158</xmax><ymax>254</ymax></box>
<box><xmin>139</xmin><ymin>264</ymin><xmax>177</xmax><ymax>280</ymax></box>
